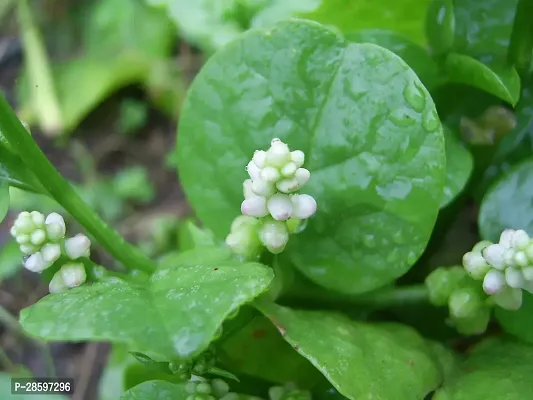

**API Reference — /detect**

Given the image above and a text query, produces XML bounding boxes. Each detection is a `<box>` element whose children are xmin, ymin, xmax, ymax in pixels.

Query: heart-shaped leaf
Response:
<box><xmin>495</xmin><ymin>292</ymin><xmax>533</xmax><ymax>345</ymax></box>
<box><xmin>120</xmin><ymin>380</ymin><xmax>187</xmax><ymax>400</ymax></box>
<box><xmin>479</xmin><ymin>158</ymin><xmax>533</xmax><ymax>241</ymax></box>
<box><xmin>441</xmin><ymin>126</ymin><xmax>473</xmax><ymax>207</ymax></box>
<box><xmin>177</xmin><ymin>19</ymin><xmax>446</xmax><ymax>294</ymax></box>
<box><xmin>443</xmin><ymin>53</ymin><xmax>520</xmax><ymax>105</ymax></box>
<box><xmin>433</xmin><ymin>337</ymin><xmax>533</xmax><ymax>400</ymax></box>
<box><xmin>255</xmin><ymin>302</ymin><xmax>443</xmax><ymax>400</ymax></box>
<box><xmin>20</xmin><ymin>259</ymin><xmax>273</xmax><ymax>360</ymax></box>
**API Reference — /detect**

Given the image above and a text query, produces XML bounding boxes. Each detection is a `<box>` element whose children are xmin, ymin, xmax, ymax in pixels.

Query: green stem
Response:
<box><xmin>0</xmin><ymin>95</ymin><xmax>156</xmax><ymax>274</ymax></box>
<box><xmin>508</xmin><ymin>0</ymin><xmax>533</xmax><ymax>73</ymax></box>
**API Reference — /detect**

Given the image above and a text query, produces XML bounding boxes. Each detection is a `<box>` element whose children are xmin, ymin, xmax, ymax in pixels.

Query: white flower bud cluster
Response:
<box><xmin>10</xmin><ymin>211</ymin><xmax>90</xmax><ymax>294</ymax></box>
<box><xmin>463</xmin><ymin>229</ymin><xmax>533</xmax><ymax>310</ymax></box>
<box><xmin>226</xmin><ymin>138</ymin><xmax>317</xmax><ymax>257</ymax></box>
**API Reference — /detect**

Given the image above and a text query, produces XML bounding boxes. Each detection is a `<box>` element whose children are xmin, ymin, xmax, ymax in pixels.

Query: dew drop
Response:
<box><xmin>363</xmin><ymin>234</ymin><xmax>376</xmax><ymax>248</ymax></box>
<box><xmin>407</xmin><ymin>251</ymin><xmax>417</xmax><ymax>264</ymax></box>
<box><xmin>389</xmin><ymin>109</ymin><xmax>416</xmax><ymax>127</ymax></box>
<box><xmin>403</xmin><ymin>81</ymin><xmax>426</xmax><ymax>113</ymax></box>
<box><xmin>422</xmin><ymin>109</ymin><xmax>440</xmax><ymax>132</ymax></box>
<box><xmin>393</xmin><ymin>231</ymin><xmax>404</xmax><ymax>244</ymax></box>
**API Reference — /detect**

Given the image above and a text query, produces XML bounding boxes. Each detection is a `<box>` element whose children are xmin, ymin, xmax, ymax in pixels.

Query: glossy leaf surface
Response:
<box><xmin>441</xmin><ymin>127</ymin><xmax>473</xmax><ymax>207</ymax></box>
<box><xmin>177</xmin><ymin>20</ymin><xmax>446</xmax><ymax>294</ymax></box>
<box><xmin>120</xmin><ymin>380</ymin><xmax>187</xmax><ymax>400</ymax></box>
<box><xmin>496</xmin><ymin>292</ymin><xmax>533</xmax><ymax>345</ymax></box>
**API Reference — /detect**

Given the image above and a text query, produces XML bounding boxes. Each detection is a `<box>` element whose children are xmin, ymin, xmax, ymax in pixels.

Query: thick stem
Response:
<box><xmin>508</xmin><ymin>0</ymin><xmax>533</xmax><ymax>73</ymax></box>
<box><xmin>0</xmin><ymin>95</ymin><xmax>156</xmax><ymax>274</ymax></box>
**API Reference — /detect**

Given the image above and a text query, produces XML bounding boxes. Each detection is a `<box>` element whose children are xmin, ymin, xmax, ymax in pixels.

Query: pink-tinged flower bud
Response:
<box><xmin>281</xmin><ymin>162</ymin><xmax>297</xmax><ymax>177</ymax></box>
<box><xmin>259</xmin><ymin>220</ymin><xmax>289</xmax><ymax>254</ymax></box>
<box><xmin>65</xmin><ymin>234</ymin><xmax>91</xmax><ymax>259</ymax></box>
<box><xmin>41</xmin><ymin>243</ymin><xmax>61</xmax><ymax>264</ymax></box>
<box><xmin>291</xmin><ymin>194</ymin><xmax>317</xmax><ymax>219</ymax></box>
<box><xmin>251</xmin><ymin>179</ymin><xmax>276</xmax><ymax>197</ymax></box>
<box><xmin>243</xmin><ymin>179</ymin><xmax>254</xmax><ymax>199</ymax></box>
<box><xmin>276</xmin><ymin>178</ymin><xmax>300</xmax><ymax>193</ymax></box>
<box><xmin>499</xmin><ymin>229</ymin><xmax>515</xmax><ymax>248</ymax></box>
<box><xmin>267</xmin><ymin>194</ymin><xmax>293</xmax><ymax>221</ymax></box>
<box><xmin>252</xmin><ymin>150</ymin><xmax>267</xmax><ymax>168</ymax></box>
<box><xmin>247</xmin><ymin>161</ymin><xmax>261</xmax><ymax>181</ymax></box>
<box><xmin>266</xmin><ymin>139</ymin><xmax>290</xmax><ymax>167</ymax></box>
<box><xmin>493</xmin><ymin>287</ymin><xmax>523</xmax><ymax>310</ymax></box>
<box><xmin>505</xmin><ymin>267</ymin><xmax>524</xmax><ymax>288</ymax></box>
<box><xmin>482</xmin><ymin>244</ymin><xmax>506</xmax><ymax>269</ymax></box>
<box><xmin>49</xmin><ymin>271</ymin><xmax>68</xmax><ymax>294</ymax></box>
<box><xmin>261</xmin><ymin>166</ymin><xmax>280</xmax><ymax>183</ymax></box>
<box><xmin>294</xmin><ymin>168</ymin><xmax>310</xmax><ymax>187</ymax></box>
<box><xmin>511</xmin><ymin>229</ymin><xmax>530</xmax><ymax>250</ymax></box>
<box><xmin>24</xmin><ymin>252</ymin><xmax>50</xmax><ymax>273</ymax></box>
<box><xmin>290</xmin><ymin>150</ymin><xmax>305</xmax><ymax>167</ymax></box>
<box><xmin>462</xmin><ymin>252</ymin><xmax>490</xmax><ymax>280</ymax></box>
<box><xmin>241</xmin><ymin>196</ymin><xmax>268</xmax><ymax>217</ymax></box>
<box><xmin>483</xmin><ymin>269</ymin><xmax>505</xmax><ymax>295</ymax></box>
<box><xmin>60</xmin><ymin>263</ymin><xmax>87</xmax><ymax>288</ymax></box>
<box><xmin>45</xmin><ymin>212</ymin><xmax>66</xmax><ymax>240</ymax></box>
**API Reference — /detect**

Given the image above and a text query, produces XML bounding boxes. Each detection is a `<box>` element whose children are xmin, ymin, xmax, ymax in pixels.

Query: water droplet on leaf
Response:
<box><xmin>422</xmin><ymin>109</ymin><xmax>440</xmax><ymax>132</ymax></box>
<box><xmin>389</xmin><ymin>109</ymin><xmax>416</xmax><ymax>127</ymax></box>
<box><xmin>363</xmin><ymin>234</ymin><xmax>376</xmax><ymax>248</ymax></box>
<box><xmin>403</xmin><ymin>81</ymin><xmax>426</xmax><ymax>113</ymax></box>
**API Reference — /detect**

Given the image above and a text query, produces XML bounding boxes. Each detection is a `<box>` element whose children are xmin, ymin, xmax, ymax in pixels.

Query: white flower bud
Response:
<box><xmin>266</xmin><ymin>139</ymin><xmax>290</xmax><ymax>167</ymax></box>
<box><xmin>505</xmin><ymin>267</ymin><xmax>524</xmax><ymax>288</ymax></box>
<box><xmin>276</xmin><ymin>178</ymin><xmax>300</xmax><ymax>193</ymax></box>
<box><xmin>19</xmin><ymin>244</ymin><xmax>37</xmax><ymax>255</ymax></box>
<box><xmin>503</xmin><ymin>248</ymin><xmax>516</xmax><ymax>267</ymax></box>
<box><xmin>247</xmin><ymin>161</ymin><xmax>261</xmax><ymax>181</ymax></box>
<box><xmin>49</xmin><ymin>271</ymin><xmax>68</xmax><ymax>294</ymax></box>
<box><xmin>261</xmin><ymin>167</ymin><xmax>280</xmax><ymax>183</ymax></box>
<box><xmin>251</xmin><ymin>179</ymin><xmax>276</xmax><ymax>197</ymax></box>
<box><xmin>514</xmin><ymin>251</ymin><xmax>528</xmax><ymax>267</ymax></box>
<box><xmin>13</xmin><ymin>212</ymin><xmax>34</xmax><ymax>234</ymax></box>
<box><xmin>30</xmin><ymin>211</ymin><xmax>45</xmax><ymax>226</ymax></box>
<box><xmin>24</xmin><ymin>252</ymin><xmax>51</xmax><ymax>273</ymax></box>
<box><xmin>252</xmin><ymin>150</ymin><xmax>267</xmax><ymax>168</ymax></box>
<box><xmin>462</xmin><ymin>252</ymin><xmax>491</xmax><ymax>280</ymax></box>
<box><xmin>16</xmin><ymin>234</ymin><xmax>30</xmax><ymax>245</ymax></box>
<box><xmin>65</xmin><ymin>234</ymin><xmax>91</xmax><ymax>259</ymax></box>
<box><xmin>41</xmin><ymin>243</ymin><xmax>61</xmax><ymax>264</ymax></box>
<box><xmin>60</xmin><ymin>263</ymin><xmax>87</xmax><ymax>288</ymax></box>
<box><xmin>482</xmin><ymin>244</ymin><xmax>506</xmax><ymax>270</ymax></box>
<box><xmin>10</xmin><ymin>226</ymin><xmax>18</xmax><ymax>237</ymax></box>
<box><xmin>511</xmin><ymin>229</ymin><xmax>530</xmax><ymax>250</ymax></box>
<box><xmin>294</xmin><ymin>168</ymin><xmax>310</xmax><ymax>187</ymax></box>
<box><xmin>472</xmin><ymin>240</ymin><xmax>492</xmax><ymax>253</ymax></box>
<box><xmin>259</xmin><ymin>220</ymin><xmax>289</xmax><ymax>254</ymax></box>
<box><xmin>483</xmin><ymin>269</ymin><xmax>505</xmax><ymax>295</ymax></box>
<box><xmin>499</xmin><ymin>229</ymin><xmax>515</xmax><ymax>248</ymax></box>
<box><xmin>281</xmin><ymin>162</ymin><xmax>297</xmax><ymax>177</ymax></box>
<box><xmin>243</xmin><ymin>179</ymin><xmax>255</xmax><ymax>199</ymax></box>
<box><xmin>493</xmin><ymin>286</ymin><xmax>522</xmax><ymax>310</ymax></box>
<box><xmin>45</xmin><ymin>212</ymin><xmax>66</xmax><ymax>240</ymax></box>
<box><xmin>225</xmin><ymin>224</ymin><xmax>261</xmax><ymax>259</ymax></box>
<box><xmin>522</xmin><ymin>267</ymin><xmax>533</xmax><ymax>281</ymax></box>
<box><xmin>526</xmin><ymin>243</ymin><xmax>533</xmax><ymax>260</ymax></box>
<box><xmin>241</xmin><ymin>196</ymin><xmax>269</xmax><ymax>218</ymax></box>
<box><xmin>291</xmin><ymin>194</ymin><xmax>317</xmax><ymax>219</ymax></box>
<box><xmin>290</xmin><ymin>150</ymin><xmax>305</xmax><ymax>167</ymax></box>
<box><xmin>267</xmin><ymin>194</ymin><xmax>293</xmax><ymax>221</ymax></box>
<box><xmin>231</xmin><ymin>215</ymin><xmax>258</xmax><ymax>232</ymax></box>
<box><xmin>30</xmin><ymin>229</ymin><xmax>46</xmax><ymax>246</ymax></box>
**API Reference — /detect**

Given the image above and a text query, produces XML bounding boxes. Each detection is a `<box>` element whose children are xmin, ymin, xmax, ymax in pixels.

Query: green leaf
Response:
<box><xmin>345</xmin><ymin>29</ymin><xmax>440</xmax><ymax>89</ymax></box>
<box><xmin>441</xmin><ymin>127</ymin><xmax>473</xmax><ymax>207</ymax></box>
<box><xmin>478</xmin><ymin>158</ymin><xmax>533</xmax><ymax>241</ymax></box>
<box><xmin>425</xmin><ymin>0</ymin><xmax>455</xmax><ymax>56</ymax></box>
<box><xmin>443</xmin><ymin>53</ymin><xmax>520</xmax><ymax>105</ymax></box>
<box><xmin>495</xmin><ymin>292</ymin><xmax>533</xmax><ymax>345</ymax></box>
<box><xmin>20</xmin><ymin>261</ymin><xmax>274</xmax><ymax>360</ymax></box>
<box><xmin>0</xmin><ymin>180</ymin><xmax>8</xmax><ymax>223</ymax></box>
<box><xmin>120</xmin><ymin>380</ymin><xmax>187</xmax><ymax>400</ymax></box>
<box><xmin>433</xmin><ymin>337</ymin><xmax>533</xmax><ymax>400</ymax></box>
<box><xmin>147</xmin><ymin>0</ymin><xmax>244</xmax><ymax>53</ymax></box>
<box><xmin>251</xmin><ymin>0</ymin><xmax>321</xmax><ymax>29</ymax></box>
<box><xmin>255</xmin><ymin>302</ymin><xmax>443</xmax><ymax>400</ymax></box>
<box><xmin>177</xmin><ymin>20</ymin><xmax>446</xmax><ymax>294</ymax></box>
<box><xmin>0</xmin><ymin>146</ymin><xmax>44</xmax><ymax>193</ymax></box>
<box><xmin>219</xmin><ymin>316</ymin><xmax>325</xmax><ymax>388</ymax></box>
<box><xmin>0</xmin><ymin>240</ymin><xmax>23</xmax><ymax>283</ymax></box>
<box><xmin>178</xmin><ymin>220</ymin><xmax>218</xmax><ymax>252</ymax></box>
<box><xmin>300</xmin><ymin>0</ymin><xmax>431</xmax><ymax>45</ymax></box>
<box><xmin>0</xmin><ymin>373</ymin><xmax>69</xmax><ymax>400</ymax></box>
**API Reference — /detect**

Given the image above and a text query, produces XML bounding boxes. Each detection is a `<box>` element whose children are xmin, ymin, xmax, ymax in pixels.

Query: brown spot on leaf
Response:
<box><xmin>252</xmin><ymin>329</ymin><xmax>267</xmax><ymax>339</ymax></box>
<box><xmin>214</xmin><ymin>268</ymin><xmax>219</xmax><ymax>271</ymax></box>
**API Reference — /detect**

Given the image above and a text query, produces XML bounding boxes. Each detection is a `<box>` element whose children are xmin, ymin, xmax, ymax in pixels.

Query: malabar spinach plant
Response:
<box><xmin>2</xmin><ymin>0</ymin><xmax>533</xmax><ymax>398</ymax></box>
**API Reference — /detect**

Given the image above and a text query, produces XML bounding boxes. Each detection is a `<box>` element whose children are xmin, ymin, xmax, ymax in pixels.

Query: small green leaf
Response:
<box><xmin>443</xmin><ymin>53</ymin><xmax>520</xmax><ymax>105</ymax></box>
<box><xmin>178</xmin><ymin>220</ymin><xmax>218</xmax><ymax>252</ymax></box>
<box><xmin>0</xmin><ymin>240</ymin><xmax>23</xmax><ymax>283</ymax></box>
<box><xmin>0</xmin><ymin>180</ymin><xmax>8</xmax><ymax>223</ymax></box>
<box><xmin>0</xmin><ymin>373</ymin><xmax>69</xmax><ymax>400</ymax></box>
<box><xmin>425</xmin><ymin>0</ymin><xmax>455</xmax><ymax>55</ymax></box>
<box><xmin>433</xmin><ymin>337</ymin><xmax>533</xmax><ymax>400</ymax></box>
<box><xmin>177</xmin><ymin>20</ymin><xmax>446</xmax><ymax>294</ymax></box>
<box><xmin>120</xmin><ymin>380</ymin><xmax>187</xmax><ymax>400</ymax></box>
<box><xmin>220</xmin><ymin>316</ymin><xmax>324</xmax><ymax>388</ymax></box>
<box><xmin>0</xmin><ymin>146</ymin><xmax>44</xmax><ymax>194</ymax></box>
<box><xmin>479</xmin><ymin>158</ymin><xmax>533</xmax><ymax>241</ymax></box>
<box><xmin>255</xmin><ymin>302</ymin><xmax>443</xmax><ymax>400</ymax></box>
<box><xmin>441</xmin><ymin>127</ymin><xmax>473</xmax><ymax>207</ymax></box>
<box><xmin>496</xmin><ymin>292</ymin><xmax>533</xmax><ymax>345</ymax></box>
<box><xmin>300</xmin><ymin>0</ymin><xmax>430</xmax><ymax>45</ymax></box>
<box><xmin>206</xmin><ymin>366</ymin><xmax>240</xmax><ymax>382</ymax></box>
<box><xmin>345</xmin><ymin>29</ymin><xmax>440</xmax><ymax>89</ymax></box>
<box><xmin>20</xmin><ymin>261</ymin><xmax>274</xmax><ymax>360</ymax></box>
